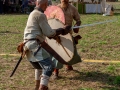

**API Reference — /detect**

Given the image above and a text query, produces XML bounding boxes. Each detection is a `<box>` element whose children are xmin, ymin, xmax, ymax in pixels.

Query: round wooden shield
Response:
<box><xmin>44</xmin><ymin>5</ymin><xmax>65</xmax><ymax>24</ymax></box>
<box><xmin>45</xmin><ymin>19</ymin><xmax>74</xmax><ymax>62</ymax></box>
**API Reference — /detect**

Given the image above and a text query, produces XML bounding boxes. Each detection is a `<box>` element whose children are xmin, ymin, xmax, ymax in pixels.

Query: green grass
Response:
<box><xmin>0</xmin><ymin>9</ymin><xmax>120</xmax><ymax>90</ymax></box>
<box><xmin>0</xmin><ymin>15</ymin><xmax>28</xmax><ymax>53</ymax></box>
<box><xmin>77</xmin><ymin>14</ymin><xmax>120</xmax><ymax>60</ymax></box>
<box><xmin>0</xmin><ymin>14</ymin><xmax>120</xmax><ymax>60</ymax></box>
<box><xmin>113</xmin><ymin>76</ymin><xmax>120</xmax><ymax>85</ymax></box>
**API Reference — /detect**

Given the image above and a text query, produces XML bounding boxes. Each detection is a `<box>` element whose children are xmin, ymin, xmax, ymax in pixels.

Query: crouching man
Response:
<box><xmin>23</xmin><ymin>0</ymin><xmax>71</xmax><ymax>90</ymax></box>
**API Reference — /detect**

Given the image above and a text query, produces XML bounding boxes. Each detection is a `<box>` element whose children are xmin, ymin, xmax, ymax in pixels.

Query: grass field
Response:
<box><xmin>0</xmin><ymin>3</ymin><xmax>120</xmax><ymax>90</ymax></box>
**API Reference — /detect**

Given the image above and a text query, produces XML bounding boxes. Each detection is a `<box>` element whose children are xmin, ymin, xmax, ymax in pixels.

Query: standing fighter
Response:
<box><xmin>52</xmin><ymin>0</ymin><xmax>82</xmax><ymax>79</ymax></box>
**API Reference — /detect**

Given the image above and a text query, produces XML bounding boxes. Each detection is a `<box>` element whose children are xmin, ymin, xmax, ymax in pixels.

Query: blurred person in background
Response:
<box><xmin>28</xmin><ymin>0</ymin><xmax>35</xmax><ymax>12</ymax></box>
<box><xmin>3</xmin><ymin>0</ymin><xmax>10</xmax><ymax>14</ymax></box>
<box><xmin>21</xmin><ymin>0</ymin><xmax>28</xmax><ymax>13</ymax></box>
<box><xmin>0</xmin><ymin>0</ymin><xmax>4</xmax><ymax>14</ymax></box>
<box><xmin>48</xmin><ymin>0</ymin><xmax>52</xmax><ymax>6</ymax></box>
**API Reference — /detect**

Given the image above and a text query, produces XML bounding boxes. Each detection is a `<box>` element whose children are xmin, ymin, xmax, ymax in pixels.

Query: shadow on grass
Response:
<box><xmin>0</xmin><ymin>30</ymin><xmax>20</xmax><ymax>34</ymax></box>
<box><xmin>68</xmin><ymin>70</ymin><xmax>120</xmax><ymax>90</ymax></box>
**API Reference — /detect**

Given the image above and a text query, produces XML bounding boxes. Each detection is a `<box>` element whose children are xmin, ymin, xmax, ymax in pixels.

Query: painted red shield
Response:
<box><xmin>44</xmin><ymin>5</ymin><xmax>65</xmax><ymax>24</ymax></box>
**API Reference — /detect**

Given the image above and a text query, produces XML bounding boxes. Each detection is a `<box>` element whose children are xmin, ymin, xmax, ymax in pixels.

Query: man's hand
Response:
<box><xmin>49</xmin><ymin>25</ymin><xmax>71</xmax><ymax>39</ymax></box>
<box><xmin>73</xmin><ymin>21</ymin><xmax>81</xmax><ymax>33</ymax></box>
<box><xmin>73</xmin><ymin>24</ymin><xmax>80</xmax><ymax>33</ymax></box>
<box><xmin>62</xmin><ymin>25</ymin><xmax>72</xmax><ymax>35</ymax></box>
<box><xmin>73</xmin><ymin>27</ymin><xmax>79</xmax><ymax>33</ymax></box>
<box><xmin>74</xmin><ymin>35</ymin><xmax>82</xmax><ymax>44</ymax></box>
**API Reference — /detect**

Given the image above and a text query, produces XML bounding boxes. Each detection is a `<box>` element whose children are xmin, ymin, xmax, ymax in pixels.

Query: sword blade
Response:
<box><xmin>72</xmin><ymin>19</ymin><xmax>117</xmax><ymax>29</ymax></box>
<box><xmin>10</xmin><ymin>55</ymin><xmax>23</xmax><ymax>77</ymax></box>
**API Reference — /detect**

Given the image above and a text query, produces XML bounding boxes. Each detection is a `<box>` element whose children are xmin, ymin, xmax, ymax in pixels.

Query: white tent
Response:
<box><xmin>70</xmin><ymin>0</ymin><xmax>107</xmax><ymax>14</ymax></box>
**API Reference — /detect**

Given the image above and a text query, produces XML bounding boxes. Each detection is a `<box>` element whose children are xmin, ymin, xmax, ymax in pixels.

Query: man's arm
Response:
<box><xmin>72</xmin><ymin>6</ymin><xmax>81</xmax><ymax>33</ymax></box>
<box><xmin>73</xmin><ymin>20</ymin><xmax>81</xmax><ymax>33</ymax></box>
<box><xmin>39</xmin><ymin>14</ymin><xmax>71</xmax><ymax>38</ymax></box>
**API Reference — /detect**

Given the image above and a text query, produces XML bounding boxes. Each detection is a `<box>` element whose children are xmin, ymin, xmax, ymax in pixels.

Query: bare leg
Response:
<box><xmin>52</xmin><ymin>69</ymin><xmax>59</xmax><ymax>79</ymax></box>
<box><xmin>66</xmin><ymin>65</ymin><xmax>73</xmax><ymax>71</ymax></box>
<box><xmin>35</xmin><ymin>69</ymin><xmax>41</xmax><ymax>90</ymax></box>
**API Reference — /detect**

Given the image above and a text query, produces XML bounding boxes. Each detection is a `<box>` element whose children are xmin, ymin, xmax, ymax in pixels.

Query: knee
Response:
<box><xmin>43</xmin><ymin>65</ymin><xmax>54</xmax><ymax>77</ymax></box>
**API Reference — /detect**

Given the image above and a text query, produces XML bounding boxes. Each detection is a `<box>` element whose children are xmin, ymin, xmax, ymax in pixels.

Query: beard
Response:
<box><xmin>61</xmin><ymin>1</ymin><xmax>69</xmax><ymax>9</ymax></box>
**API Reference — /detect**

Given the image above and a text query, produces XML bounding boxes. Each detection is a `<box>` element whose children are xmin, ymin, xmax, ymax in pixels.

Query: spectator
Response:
<box><xmin>0</xmin><ymin>0</ymin><xmax>4</xmax><ymax>14</ymax></box>
<box><xmin>28</xmin><ymin>0</ymin><xmax>35</xmax><ymax>5</ymax></box>
<box><xmin>3</xmin><ymin>0</ymin><xmax>10</xmax><ymax>14</ymax></box>
<box><xmin>19</xmin><ymin>0</ymin><xmax>22</xmax><ymax>5</ymax></box>
<box><xmin>48</xmin><ymin>0</ymin><xmax>52</xmax><ymax>6</ymax></box>
<box><xmin>9</xmin><ymin>0</ymin><xmax>16</xmax><ymax>13</ymax></box>
<box><xmin>15</xmin><ymin>0</ymin><xmax>19</xmax><ymax>4</ymax></box>
<box><xmin>21</xmin><ymin>0</ymin><xmax>28</xmax><ymax>13</ymax></box>
<box><xmin>28</xmin><ymin>0</ymin><xmax>35</xmax><ymax>12</ymax></box>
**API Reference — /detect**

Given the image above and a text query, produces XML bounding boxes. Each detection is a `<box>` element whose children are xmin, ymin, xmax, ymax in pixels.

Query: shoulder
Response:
<box><xmin>30</xmin><ymin>10</ymin><xmax>46</xmax><ymax>19</ymax></box>
<box><xmin>31</xmin><ymin>10</ymin><xmax>43</xmax><ymax>15</ymax></box>
<box><xmin>57</xmin><ymin>4</ymin><xmax>61</xmax><ymax>7</ymax></box>
<box><xmin>27</xmin><ymin>10</ymin><xmax>47</xmax><ymax>23</ymax></box>
<box><xmin>69</xmin><ymin>4</ymin><xmax>77</xmax><ymax>11</ymax></box>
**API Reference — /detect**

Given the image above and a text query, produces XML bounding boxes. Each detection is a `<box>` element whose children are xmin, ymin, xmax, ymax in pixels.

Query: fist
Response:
<box><xmin>62</xmin><ymin>25</ymin><xmax>71</xmax><ymax>35</ymax></box>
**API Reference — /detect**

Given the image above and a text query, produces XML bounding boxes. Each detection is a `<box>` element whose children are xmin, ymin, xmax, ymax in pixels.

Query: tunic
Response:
<box><xmin>24</xmin><ymin>8</ymin><xmax>56</xmax><ymax>62</ymax></box>
<box><xmin>52</xmin><ymin>4</ymin><xmax>82</xmax><ymax>68</ymax></box>
<box><xmin>57</xmin><ymin>4</ymin><xmax>80</xmax><ymax>26</ymax></box>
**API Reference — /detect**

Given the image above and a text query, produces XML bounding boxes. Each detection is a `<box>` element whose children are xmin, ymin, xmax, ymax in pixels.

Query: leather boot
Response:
<box><xmin>52</xmin><ymin>69</ymin><xmax>59</xmax><ymax>80</ymax></box>
<box><xmin>39</xmin><ymin>84</ymin><xmax>48</xmax><ymax>90</ymax></box>
<box><xmin>66</xmin><ymin>65</ymin><xmax>73</xmax><ymax>71</ymax></box>
<box><xmin>35</xmin><ymin>80</ymin><xmax>40</xmax><ymax>90</ymax></box>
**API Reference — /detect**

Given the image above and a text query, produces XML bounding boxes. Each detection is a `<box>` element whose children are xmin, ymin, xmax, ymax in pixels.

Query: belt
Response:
<box><xmin>24</xmin><ymin>38</ymin><xmax>41</xmax><ymax>56</ymax></box>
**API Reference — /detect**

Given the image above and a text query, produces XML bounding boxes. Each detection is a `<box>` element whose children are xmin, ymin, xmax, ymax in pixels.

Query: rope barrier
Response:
<box><xmin>0</xmin><ymin>54</ymin><xmax>120</xmax><ymax>63</ymax></box>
